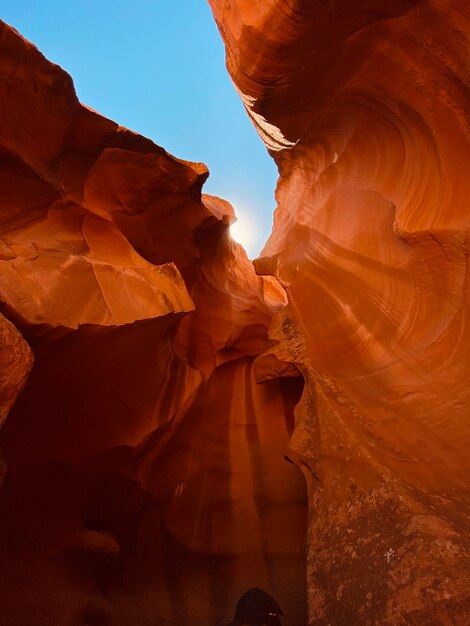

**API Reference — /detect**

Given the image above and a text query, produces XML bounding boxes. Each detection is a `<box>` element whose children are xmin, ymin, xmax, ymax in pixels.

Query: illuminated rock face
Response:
<box><xmin>4</xmin><ymin>2</ymin><xmax>470</xmax><ymax>623</ymax></box>
<box><xmin>0</xmin><ymin>22</ymin><xmax>306</xmax><ymax>626</ymax></box>
<box><xmin>209</xmin><ymin>1</ymin><xmax>470</xmax><ymax>624</ymax></box>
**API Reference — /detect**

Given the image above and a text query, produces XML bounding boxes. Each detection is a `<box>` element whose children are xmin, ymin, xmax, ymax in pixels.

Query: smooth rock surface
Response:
<box><xmin>209</xmin><ymin>1</ymin><xmax>470</xmax><ymax>624</ymax></box>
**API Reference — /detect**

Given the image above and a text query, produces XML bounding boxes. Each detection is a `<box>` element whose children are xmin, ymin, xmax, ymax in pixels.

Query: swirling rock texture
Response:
<box><xmin>209</xmin><ymin>0</ymin><xmax>470</xmax><ymax>624</ymax></box>
<box><xmin>0</xmin><ymin>21</ymin><xmax>307</xmax><ymax>626</ymax></box>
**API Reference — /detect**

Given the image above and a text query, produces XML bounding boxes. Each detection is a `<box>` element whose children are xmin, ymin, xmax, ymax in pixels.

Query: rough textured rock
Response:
<box><xmin>0</xmin><ymin>313</ymin><xmax>32</xmax><ymax>486</ymax></box>
<box><xmin>0</xmin><ymin>314</ymin><xmax>32</xmax><ymax>429</ymax></box>
<box><xmin>0</xmin><ymin>21</ymin><xmax>306</xmax><ymax>626</ymax></box>
<box><xmin>209</xmin><ymin>1</ymin><xmax>470</xmax><ymax>624</ymax></box>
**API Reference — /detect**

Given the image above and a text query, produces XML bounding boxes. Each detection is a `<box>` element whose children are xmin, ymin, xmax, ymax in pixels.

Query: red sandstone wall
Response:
<box><xmin>209</xmin><ymin>1</ymin><xmax>470</xmax><ymax>624</ymax></box>
<box><xmin>4</xmin><ymin>3</ymin><xmax>470</xmax><ymax>623</ymax></box>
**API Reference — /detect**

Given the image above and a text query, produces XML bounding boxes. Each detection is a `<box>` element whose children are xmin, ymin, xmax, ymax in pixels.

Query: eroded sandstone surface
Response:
<box><xmin>0</xmin><ymin>21</ymin><xmax>306</xmax><ymax>626</ymax></box>
<box><xmin>2</xmin><ymin>2</ymin><xmax>470</xmax><ymax>625</ymax></box>
<box><xmin>209</xmin><ymin>1</ymin><xmax>470</xmax><ymax>624</ymax></box>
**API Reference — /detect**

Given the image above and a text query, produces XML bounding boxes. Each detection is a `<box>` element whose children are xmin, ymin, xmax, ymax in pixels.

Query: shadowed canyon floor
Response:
<box><xmin>1</xmin><ymin>1</ymin><xmax>470</xmax><ymax>625</ymax></box>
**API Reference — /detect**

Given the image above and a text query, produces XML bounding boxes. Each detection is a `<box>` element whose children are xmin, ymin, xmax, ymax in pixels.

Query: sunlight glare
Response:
<box><xmin>229</xmin><ymin>208</ymin><xmax>260</xmax><ymax>258</ymax></box>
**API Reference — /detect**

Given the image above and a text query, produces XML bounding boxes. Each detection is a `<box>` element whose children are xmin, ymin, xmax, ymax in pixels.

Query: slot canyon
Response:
<box><xmin>0</xmin><ymin>1</ymin><xmax>469</xmax><ymax>625</ymax></box>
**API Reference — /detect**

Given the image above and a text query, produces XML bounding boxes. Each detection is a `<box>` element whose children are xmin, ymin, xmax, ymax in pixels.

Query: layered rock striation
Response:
<box><xmin>0</xmin><ymin>22</ymin><xmax>306</xmax><ymax>626</ymax></box>
<box><xmin>209</xmin><ymin>1</ymin><xmax>470</xmax><ymax>624</ymax></box>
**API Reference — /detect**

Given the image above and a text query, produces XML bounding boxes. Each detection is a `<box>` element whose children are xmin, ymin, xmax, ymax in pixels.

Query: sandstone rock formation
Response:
<box><xmin>0</xmin><ymin>21</ymin><xmax>306</xmax><ymax>626</ymax></box>
<box><xmin>209</xmin><ymin>1</ymin><xmax>470</xmax><ymax>624</ymax></box>
<box><xmin>3</xmin><ymin>2</ymin><xmax>470</xmax><ymax>624</ymax></box>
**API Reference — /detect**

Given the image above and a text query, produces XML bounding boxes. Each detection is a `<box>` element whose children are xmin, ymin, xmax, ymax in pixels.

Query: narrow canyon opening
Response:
<box><xmin>2</xmin><ymin>2</ymin><xmax>470</xmax><ymax>625</ymax></box>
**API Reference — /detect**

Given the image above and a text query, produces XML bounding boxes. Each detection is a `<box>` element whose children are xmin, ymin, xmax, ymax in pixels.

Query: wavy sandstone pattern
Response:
<box><xmin>209</xmin><ymin>1</ymin><xmax>470</xmax><ymax>624</ymax></box>
<box><xmin>2</xmin><ymin>3</ymin><xmax>470</xmax><ymax>625</ymax></box>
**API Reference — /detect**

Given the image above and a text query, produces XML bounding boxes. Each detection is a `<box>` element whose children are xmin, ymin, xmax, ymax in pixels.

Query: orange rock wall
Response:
<box><xmin>0</xmin><ymin>21</ymin><xmax>306</xmax><ymax>626</ymax></box>
<box><xmin>4</xmin><ymin>3</ymin><xmax>470</xmax><ymax>624</ymax></box>
<box><xmin>209</xmin><ymin>1</ymin><xmax>470</xmax><ymax>624</ymax></box>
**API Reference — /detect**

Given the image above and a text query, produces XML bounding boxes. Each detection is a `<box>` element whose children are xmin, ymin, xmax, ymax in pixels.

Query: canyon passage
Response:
<box><xmin>1</xmin><ymin>2</ymin><xmax>470</xmax><ymax>625</ymax></box>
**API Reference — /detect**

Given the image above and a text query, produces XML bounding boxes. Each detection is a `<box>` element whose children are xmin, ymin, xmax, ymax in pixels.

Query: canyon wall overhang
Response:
<box><xmin>209</xmin><ymin>1</ymin><xmax>470</xmax><ymax>624</ymax></box>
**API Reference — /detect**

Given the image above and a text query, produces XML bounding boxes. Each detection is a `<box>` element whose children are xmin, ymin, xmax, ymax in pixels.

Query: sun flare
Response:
<box><xmin>229</xmin><ymin>210</ymin><xmax>259</xmax><ymax>258</ymax></box>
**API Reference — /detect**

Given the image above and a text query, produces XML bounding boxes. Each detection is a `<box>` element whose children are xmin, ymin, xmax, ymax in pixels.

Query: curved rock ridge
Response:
<box><xmin>0</xmin><ymin>21</ymin><xmax>306</xmax><ymax>626</ymax></box>
<box><xmin>209</xmin><ymin>1</ymin><xmax>470</xmax><ymax>624</ymax></box>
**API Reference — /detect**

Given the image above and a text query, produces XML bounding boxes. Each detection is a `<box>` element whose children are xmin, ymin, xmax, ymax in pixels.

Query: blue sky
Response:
<box><xmin>1</xmin><ymin>0</ymin><xmax>277</xmax><ymax>257</ymax></box>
